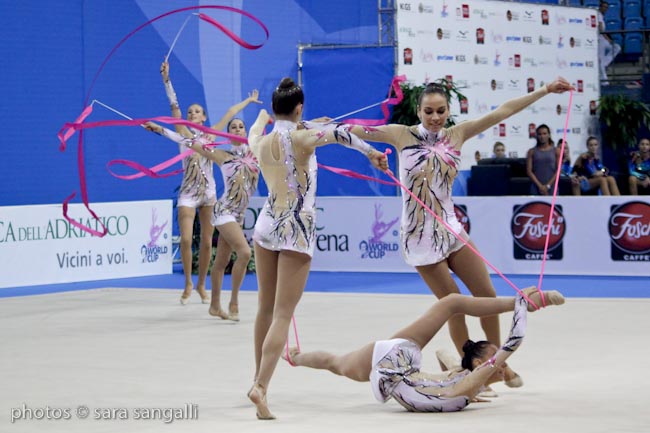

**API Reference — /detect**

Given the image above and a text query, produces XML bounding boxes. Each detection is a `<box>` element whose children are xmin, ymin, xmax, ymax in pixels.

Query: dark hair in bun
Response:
<box><xmin>272</xmin><ymin>77</ymin><xmax>304</xmax><ymax>115</ymax></box>
<box><xmin>417</xmin><ymin>82</ymin><xmax>449</xmax><ymax>107</ymax></box>
<box><xmin>461</xmin><ymin>339</ymin><xmax>492</xmax><ymax>371</ymax></box>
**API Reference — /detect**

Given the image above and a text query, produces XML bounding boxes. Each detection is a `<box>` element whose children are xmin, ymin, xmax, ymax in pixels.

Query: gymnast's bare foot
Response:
<box><xmin>228</xmin><ymin>303</ymin><xmax>240</xmax><ymax>322</ymax></box>
<box><xmin>196</xmin><ymin>285</ymin><xmax>210</xmax><ymax>304</ymax></box>
<box><xmin>248</xmin><ymin>383</ymin><xmax>275</xmax><ymax>420</ymax></box>
<box><xmin>503</xmin><ymin>366</ymin><xmax>523</xmax><ymax>388</ymax></box>
<box><xmin>522</xmin><ymin>286</ymin><xmax>565</xmax><ymax>311</ymax></box>
<box><xmin>209</xmin><ymin>305</ymin><xmax>230</xmax><ymax>320</ymax></box>
<box><xmin>180</xmin><ymin>283</ymin><xmax>193</xmax><ymax>305</ymax></box>
<box><xmin>281</xmin><ymin>346</ymin><xmax>301</xmax><ymax>366</ymax></box>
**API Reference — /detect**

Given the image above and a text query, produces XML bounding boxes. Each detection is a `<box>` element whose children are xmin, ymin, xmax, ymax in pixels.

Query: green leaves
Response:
<box><xmin>598</xmin><ymin>94</ymin><xmax>650</xmax><ymax>150</ymax></box>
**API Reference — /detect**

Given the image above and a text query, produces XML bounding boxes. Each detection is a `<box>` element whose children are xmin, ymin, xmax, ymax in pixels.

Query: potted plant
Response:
<box><xmin>598</xmin><ymin>94</ymin><xmax>650</xmax><ymax>151</ymax></box>
<box><xmin>597</xmin><ymin>94</ymin><xmax>650</xmax><ymax>185</ymax></box>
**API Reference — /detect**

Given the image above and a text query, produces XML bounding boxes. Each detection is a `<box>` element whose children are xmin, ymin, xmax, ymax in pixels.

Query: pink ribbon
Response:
<box><xmin>536</xmin><ymin>90</ymin><xmax>574</xmax><ymax>305</ymax></box>
<box><xmin>284</xmin><ymin>316</ymin><xmax>302</xmax><ymax>367</ymax></box>
<box><xmin>61</xmin><ymin>6</ymin><xmax>269</xmax><ymax>237</ymax></box>
<box><xmin>106</xmin><ymin>159</ymin><xmax>184</xmax><ymax>180</ymax></box>
<box><xmin>317</xmin><ymin>163</ymin><xmax>397</xmax><ymax>186</ymax></box>
<box><xmin>83</xmin><ymin>5</ymin><xmax>269</xmax><ymax>105</ymax></box>
<box><xmin>106</xmin><ymin>140</ymin><xmax>230</xmax><ymax>180</ymax></box>
<box><xmin>58</xmin><ymin>105</ymin><xmax>94</xmax><ymax>151</ymax></box>
<box><xmin>197</xmin><ymin>13</ymin><xmax>269</xmax><ymax>50</ymax></box>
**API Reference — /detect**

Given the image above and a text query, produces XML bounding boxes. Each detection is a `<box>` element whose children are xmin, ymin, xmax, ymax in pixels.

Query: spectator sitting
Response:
<box><xmin>492</xmin><ymin>141</ymin><xmax>506</xmax><ymax>159</ymax></box>
<box><xmin>557</xmin><ymin>139</ymin><xmax>582</xmax><ymax>195</ymax></box>
<box><xmin>628</xmin><ymin>137</ymin><xmax>650</xmax><ymax>195</ymax></box>
<box><xmin>526</xmin><ymin>124</ymin><xmax>560</xmax><ymax>195</ymax></box>
<box><xmin>572</xmin><ymin>136</ymin><xmax>621</xmax><ymax>195</ymax></box>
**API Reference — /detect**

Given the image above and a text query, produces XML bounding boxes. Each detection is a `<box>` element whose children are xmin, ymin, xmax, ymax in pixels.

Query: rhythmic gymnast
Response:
<box><xmin>153</xmin><ymin>60</ymin><xmax>261</xmax><ymax>305</ymax></box>
<box><xmin>341</xmin><ymin>77</ymin><xmax>574</xmax><ymax>387</ymax></box>
<box><xmin>144</xmin><ymin>116</ymin><xmax>260</xmax><ymax>320</ymax></box>
<box><xmin>283</xmin><ymin>287</ymin><xmax>565</xmax><ymax>412</ymax></box>
<box><xmin>245</xmin><ymin>77</ymin><xmax>388</xmax><ymax>420</ymax></box>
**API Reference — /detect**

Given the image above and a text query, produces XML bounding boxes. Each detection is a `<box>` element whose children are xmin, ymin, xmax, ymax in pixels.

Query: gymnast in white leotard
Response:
<box><xmin>284</xmin><ymin>287</ymin><xmax>565</xmax><ymax>413</ymax></box>
<box><xmin>347</xmin><ymin>78</ymin><xmax>574</xmax><ymax>386</ymax></box>
<box><xmin>146</xmin><ymin>60</ymin><xmax>262</xmax><ymax>306</ymax></box>
<box><xmin>245</xmin><ymin>77</ymin><xmax>389</xmax><ymax>420</ymax></box>
<box><xmin>146</xmin><ymin>116</ymin><xmax>260</xmax><ymax>321</ymax></box>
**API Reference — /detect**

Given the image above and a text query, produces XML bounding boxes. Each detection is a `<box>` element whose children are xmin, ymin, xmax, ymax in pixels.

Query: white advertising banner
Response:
<box><xmin>396</xmin><ymin>0</ymin><xmax>600</xmax><ymax>169</ymax></box>
<box><xmin>244</xmin><ymin>196</ymin><xmax>650</xmax><ymax>276</ymax></box>
<box><xmin>0</xmin><ymin>200</ymin><xmax>172</xmax><ymax>288</ymax></box>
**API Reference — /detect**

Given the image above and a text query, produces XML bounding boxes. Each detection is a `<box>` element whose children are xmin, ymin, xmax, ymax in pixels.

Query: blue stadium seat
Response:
<box><xmin>623</xmin><ymin>0</ymin><xmax>642</xmax><ymax>17</ymax></box>
<box><xmin>605</xmin><ymin>2</ymin><xmax>622</xmax><ymax>19</ymax></box>
<box><xmin>567</xmin><ymin>0</ymin><xmax>582</xmax><ymax>5</ymax></box>
<box><xmin>624</xmin><ymin>33</ymin><xmax>643</xmax><ymax>53</ymax></box>
<box><xmin>606</xmin><ymin>17</ymin><xmax>623</xmax><ymax>29</ymax></box>
<box><xmin>624</xmin><ymin>16</ymin><xmax>644</xmax><ymax>29</ymax></box>
<box><xmin>612</xmin><ymin>33</ymin><xmax>624</xmax><ymax>47</ymax></box>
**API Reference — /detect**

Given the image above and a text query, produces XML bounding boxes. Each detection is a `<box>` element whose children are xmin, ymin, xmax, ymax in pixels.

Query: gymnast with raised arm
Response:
<box><xmin>146</xmin><ymin>61</ymin><xmax>261</xmax><ymax>306</ymax></box>
<box><xmin>245</xmin><ymin>77</ymin><xmax>388</xmax><ymax>420</ymax></box>
<box><xmin>342</xmin><ymin>77</ymin><xmax>573</xmax><ymax>387</ymax></box>
<box><xmin>284</xmin><ymin>287</ymin><xmax>565</xmax><ymax>412</ymax></box>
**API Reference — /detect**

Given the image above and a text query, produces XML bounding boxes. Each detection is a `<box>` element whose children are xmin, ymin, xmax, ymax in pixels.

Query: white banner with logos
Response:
<box><xmin>397</xmin><ymin>0</ymin><xmax>599</xmax><ymax>170</ymax></box>
<box><xmin>244</xmin><ymin>196</ymin><xmax>650</xmax><ymax>276</ymax></box>
<box><xmin>0</xmin><ymin>200</ymin><xmax>172</xmax><ymax>288</ymax></box>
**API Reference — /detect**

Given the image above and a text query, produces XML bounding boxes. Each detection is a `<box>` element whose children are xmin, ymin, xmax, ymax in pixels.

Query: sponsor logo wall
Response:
<box><xmin>397</xmin><ymin>0</ymin><xmax>599</xmax><ymax>170</ymax></box>
<box><xmin>244</xmin><ymin>197</ymin><xmax>650</xmax><ymax>276</ymax></box>
<box><xmin>0</xmin><ymin>201</ymin><xmax>172</xmax><ymax>288</ymax></box>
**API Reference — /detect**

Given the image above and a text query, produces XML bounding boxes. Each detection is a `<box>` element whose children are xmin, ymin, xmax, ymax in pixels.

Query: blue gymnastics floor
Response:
<box><xmin>1</xmin><ymin>269</ymin><xmax>648</xmax><ymax>298</ymax></box>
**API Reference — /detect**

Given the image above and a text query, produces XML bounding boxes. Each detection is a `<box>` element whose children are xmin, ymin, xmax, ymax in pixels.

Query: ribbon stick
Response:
<box><xmin>165</xmin><ymin>14</ymin><xmax>194</xmax><ymax>61</ymax></box>
<box><xmin>330</xmin><ymin>101</ymin><xmax>385</xmax><ymax>122</ymax></box>
<box><xmin>92</xmin><ymin>99</ymin><xmax>134</xmax><ymax>121</ymax></box>
<box><xmin>341</xmin><ymin>75</ymin><xmax>406</xmax><ymax>126</ymax></box>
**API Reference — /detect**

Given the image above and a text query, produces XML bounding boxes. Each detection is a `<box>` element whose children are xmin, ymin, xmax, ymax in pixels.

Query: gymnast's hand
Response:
<box><xmin>369</xmin><ymin>149</ymin><xmax>389</xmax><ymax>171</ymax></box>
<box><xmin>160</xmin><ymin>61</ymin><xmax>170</xmax><ymax>82</ymax></box>
<box><xmin>247</xmin><ymin>89</ymin><xmax>263</xmax><ymax>104</ymax></box>
<box><xmin>546</xmin><ymin>77</ymin><xmax>575</xmax><ymax>94</ymax></box>
<box><xmin>143</xmin><ymin>121</ymin><xmax>163</xmax><ymax>134</ymax></box>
